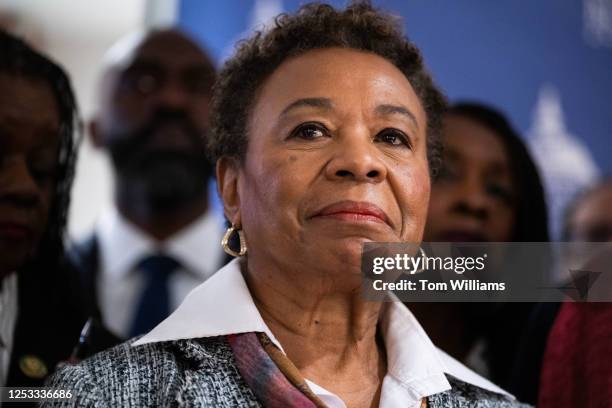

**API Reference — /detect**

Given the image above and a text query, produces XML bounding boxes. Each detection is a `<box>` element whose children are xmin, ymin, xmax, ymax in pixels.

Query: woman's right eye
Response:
<box><xmin>29</xmin><ymin>162</ymin><xmax>56</xmax><ymax>185</ymax></box>
<box><xmin>289</xmin><ymin>123</ymin><xmax>328</xmax><ymax>140</ymax></box>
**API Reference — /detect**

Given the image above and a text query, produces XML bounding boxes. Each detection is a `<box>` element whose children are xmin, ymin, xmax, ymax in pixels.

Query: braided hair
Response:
<box><xmin>0</xmin><ymin>29</ymin><xmax>81</xmax><ymax>272</ymax></box>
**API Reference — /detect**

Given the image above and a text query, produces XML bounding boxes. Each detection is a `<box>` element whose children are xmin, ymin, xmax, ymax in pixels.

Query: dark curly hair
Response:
<box><xmin>209</xmin><ymin>1</ymin><xmax>447</xmax><ymax>176</ymax></box>
<box><xmin>0</xmin><ymin>30</ymin><xmax>80</xmax><ymax>273</ymax></box>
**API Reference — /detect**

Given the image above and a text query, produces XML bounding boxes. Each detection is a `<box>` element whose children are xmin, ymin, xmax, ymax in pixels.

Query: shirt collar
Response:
<box><xmin>96</xmin><ymin>206</ymin><xmax>224</xmax><ymax>280</ymax></box>
<box><xmin>164</xmin><ymin>209</ymin><xmax>225</xmax><ymax>279</ymax></box>
<box><xmin>134</xmin><ymin>258</ymin><xmax>284</xmax><ymax>350</ymax></box>
<box><xmin>377</xmin><ymin>295</ymin><xmax>511</xmax><ymax>403</ymax></box>
<box><xmin>134</xmin><ymin>259</ymin><xmax>513</xmax><ymax>403</ymax></box>
<box><xmin>0</xmin><ymin>272</ymin><xmax>18</xmax><ymax>352</ymax></box>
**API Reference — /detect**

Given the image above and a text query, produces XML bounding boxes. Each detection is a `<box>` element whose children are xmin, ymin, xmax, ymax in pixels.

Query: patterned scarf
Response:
<box><xmin>227</xmin><ymin>332</ymin><xmax>328</xmax><ymax>408</ymax></box>
<box><xmin>227</xmin><ymin>332</ymin><xmax>433</xmax><ymax>408</ymax></box>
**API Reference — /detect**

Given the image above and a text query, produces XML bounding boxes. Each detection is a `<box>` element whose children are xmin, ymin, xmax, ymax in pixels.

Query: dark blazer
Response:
<box><xmin>43</xmin><ymin>336</ymin><xmax>532</xmax><ymax>407</ymax></box>
<box><xmin>508</xmin><ymin>302</ymin><xmax>562</xmax><ymax>404</ymax></box>
<box><xmin>66</xmin><ymin>235</ymin><xmax>103</xmax><ymax>322</ymax></box>
<box><xmin>55</xmin><ymin>236</ymin><xmax>125</xmax><ymax>357</ymax></box>
<box><xmin>7</xmin><ymin>258</ymin><xmax>87</xmax><ymax>387</ymax></box>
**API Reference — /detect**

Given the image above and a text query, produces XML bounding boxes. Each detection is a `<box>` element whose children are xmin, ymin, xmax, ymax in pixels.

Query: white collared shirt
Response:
<box><xmin>0</xmin><ymin>272</ymin><xmax>18</xmax><ymax>386</ymax></box>
<box><xmin>96</xmin><ymin>206</ymin><xmax>225</xmax><ymax>338</ymax></box>
<box><xmin>135</xmin><ymin>259</ymin><xmax>513</xmax><ymax>408</ymax></box>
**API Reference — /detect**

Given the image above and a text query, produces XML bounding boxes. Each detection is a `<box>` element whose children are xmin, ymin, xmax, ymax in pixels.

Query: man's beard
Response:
<box><xmin>108</xmin><ymin>109</ymin><xmax>213</xmax><ymax>214</ymax></box>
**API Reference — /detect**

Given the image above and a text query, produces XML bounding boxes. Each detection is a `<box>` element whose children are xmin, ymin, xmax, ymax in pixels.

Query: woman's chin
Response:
<box><xmin>309</xmin><ymin>237</ymin><xmax>371</xmax><ymax>275</ymax></box>
<box><xmin>0</xmin><ymin>242</ymin><xmax>31</xmax><ymax>275</ymax></box>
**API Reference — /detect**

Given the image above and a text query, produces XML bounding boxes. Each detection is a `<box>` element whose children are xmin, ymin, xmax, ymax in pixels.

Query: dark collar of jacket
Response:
<box><xmin>66</xmin><ymin>234</ymin><xmax>102</xmax><ymax>322</ymax></box>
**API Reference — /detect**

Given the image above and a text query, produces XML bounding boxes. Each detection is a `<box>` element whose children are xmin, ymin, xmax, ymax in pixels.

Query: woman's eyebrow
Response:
<box><xmin>280</xmin><ymin>97</ymin><xmax>333</xmax><ymax>117</ymax></box>
<box><xmin>375</xmin><ymin>104</ymin><xmax>419</xmax><ymax>130</ymax></box>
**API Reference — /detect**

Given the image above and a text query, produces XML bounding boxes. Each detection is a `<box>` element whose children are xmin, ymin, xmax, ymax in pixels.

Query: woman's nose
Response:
<box><xmin>452</xmin><ymin>177</ymin><xmax>490</xmax><ymax>220</ymax></box>
<box><xmin>0</xmin><ymin>156</ymin><xmax>41</xmax><ymax>208</ymax></box>
<box><xmin>325</xmin><ymin>133</ymin><xmax>387</xmax><ymax>183</ymax></box>
<box><xmin>157</xmin><ymin>82</ymin><xmax>191</xmax><ymax>110</ymax></box>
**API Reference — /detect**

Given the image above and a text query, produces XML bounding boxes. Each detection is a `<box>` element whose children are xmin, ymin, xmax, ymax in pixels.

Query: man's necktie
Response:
<box><xmin>128</xmin><ymin>254</ymin><xmax>181</xmax><ymax>338</ymax></box>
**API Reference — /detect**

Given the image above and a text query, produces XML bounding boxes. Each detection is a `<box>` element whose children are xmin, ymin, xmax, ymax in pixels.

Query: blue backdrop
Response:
<box><xmin>179</xmin><ymin>0</ymin><xmax>610</xmax><ymax>173</ymax></box>
<box><xmin>179</xmin><ymin>0</ymin><xmax>611</xmax><ymax>237</ymax></box>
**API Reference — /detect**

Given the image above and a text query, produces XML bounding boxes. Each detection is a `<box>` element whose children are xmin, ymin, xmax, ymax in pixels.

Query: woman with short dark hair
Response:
<box><xmin>46</xmin><ymin>3</ymin><xmax>528</xmax><ymax>407</ymax></box>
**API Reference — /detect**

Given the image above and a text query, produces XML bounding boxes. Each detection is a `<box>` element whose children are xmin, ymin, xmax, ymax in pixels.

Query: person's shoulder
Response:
<box><xmin>53</xmin><ymin>335</ymin><xmax>232</xmax><ymax>381</ymax></box>
<box><xmin>428</xmin><ymin>375</ymin><xmax>533</xmax><ymax>408</ymax></box>
<box><xmin>43</xmin><ymin>336</ymin><xmax>258</xmax><ymax>407</ymax></box>
<box><xmin>43</xmin><ymin>338</ymin><xmax>175</xmax><ymax>406</ymax></box>
<box><xmin>80</xmin><ymin>335</ymin><xmax>179</xmax><ymax>371</ymax></box>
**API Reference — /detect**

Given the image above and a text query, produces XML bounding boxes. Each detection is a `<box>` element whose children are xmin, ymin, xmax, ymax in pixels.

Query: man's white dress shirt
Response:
<box><xmin>96</xmin><ymin>207</ymin><xmax>225</xmax><ymax>338</ymax></box>
<box><xmin>135</xmin><ymin>259</ymin><xmax>513</xmax><ymax>408</ymax></box>
<box><xmin>0</xmin><ymin>272</ymin><xmax>18</xmax><ymax>386</ymax></box>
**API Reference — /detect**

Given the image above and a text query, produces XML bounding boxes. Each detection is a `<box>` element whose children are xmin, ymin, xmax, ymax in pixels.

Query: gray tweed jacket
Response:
<box><xmin>43</xmin><ymin>337</ymin><xmax>531</xmax><ymax>407</ymax></box>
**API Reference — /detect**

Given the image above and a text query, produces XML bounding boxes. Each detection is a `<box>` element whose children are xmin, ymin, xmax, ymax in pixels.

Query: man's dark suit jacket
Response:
<box><xmin>66</xmin><ymin>233</ymin><xmax>232</xmax><ymax>347</ymax></box>
<box><xmin>67</xmin><ymin>235</ymin><xmax>103</xmax><ymax>322</ymax></box>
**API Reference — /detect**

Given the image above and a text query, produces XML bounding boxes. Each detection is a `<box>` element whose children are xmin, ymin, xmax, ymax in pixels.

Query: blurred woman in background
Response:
<box><xmin>411</xmin><ymin>102</ymin><xmax>549</xmax><ymax>402</ymax></box>
<box><xmin>0</xmin><ymin>30</ymin><xmax>85</xmax><ymax>386</ymax></box>
<box><xmin>424</xmin><ymin>103</ymin><xmax>548</xmax><ymax>243</ymax></box>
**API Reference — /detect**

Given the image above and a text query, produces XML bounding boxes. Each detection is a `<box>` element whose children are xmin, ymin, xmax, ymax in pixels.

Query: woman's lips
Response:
<box><xmin>313</xmin><ymin>200</ymin><xmax>390</xmax><ymax>226</ymax></box>
<box><xmin>0</xmin><ymin>222</ymin><xmax>33</xmax><ymax>240</ymax></box>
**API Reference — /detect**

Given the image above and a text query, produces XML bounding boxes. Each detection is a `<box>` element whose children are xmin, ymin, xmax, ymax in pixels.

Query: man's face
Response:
<box><xmin>95</xmin><ymin>31</ymin><xmax>215</xmax><ymax>212</ymax></box>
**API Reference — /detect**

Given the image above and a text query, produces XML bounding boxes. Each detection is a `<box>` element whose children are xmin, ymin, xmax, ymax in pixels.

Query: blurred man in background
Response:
<box><xmin>70</xmin><ymin>29</ymin><xmax>226</xmax><ymax>340</ymax></box>
<box><xmin>0</xmin><ymin>30</ymin><xmax>85</xmax><ymax>386</ymax></box>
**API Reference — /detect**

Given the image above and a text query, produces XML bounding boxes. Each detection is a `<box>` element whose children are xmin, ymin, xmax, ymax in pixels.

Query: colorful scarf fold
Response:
<box><xmin>227</xmin><ymin>332</ymin><xmax>328</xmax><ymax>408</ymax></box>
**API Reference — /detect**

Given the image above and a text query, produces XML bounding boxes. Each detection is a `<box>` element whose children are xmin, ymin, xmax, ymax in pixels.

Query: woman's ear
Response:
<box><xmin>216</xmin><ymin>157</ymin><xmax>241</xmax><ymax>225</ymax></box>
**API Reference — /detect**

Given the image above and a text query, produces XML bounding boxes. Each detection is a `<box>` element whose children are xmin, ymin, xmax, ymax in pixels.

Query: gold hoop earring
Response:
<box><xmin>221</xmin><ymin>224</ymin><xmax>247</xmax><ymax>257</ymax></box>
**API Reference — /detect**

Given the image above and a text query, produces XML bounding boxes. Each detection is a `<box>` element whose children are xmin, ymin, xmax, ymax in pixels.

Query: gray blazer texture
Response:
<box><xmin>43</xmin><ymin>337</ymin><xmax>531</xmax><ymax>407</ymax></box>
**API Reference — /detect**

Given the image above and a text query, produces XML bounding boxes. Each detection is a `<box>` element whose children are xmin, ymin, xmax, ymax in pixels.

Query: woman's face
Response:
<box><xmin>424</xmin><ymin>114</ymin><xmax>516</xmax><ymax>242</ymax></box>
<box><xmin>0</xmin><ymin>74</ymin><xmax>60</xmax><ymax>275</ymax></box>
<box><xmin>220</xmin><ymin>48</ymin><xmax>430</xmax><ymax>282</ymax></box>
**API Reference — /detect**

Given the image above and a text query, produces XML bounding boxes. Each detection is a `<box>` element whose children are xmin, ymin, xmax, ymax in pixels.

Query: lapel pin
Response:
<box><xmin>19</xmin><ymin>354</ymin><xmax>48</xmax><ymax>379</ymax></box>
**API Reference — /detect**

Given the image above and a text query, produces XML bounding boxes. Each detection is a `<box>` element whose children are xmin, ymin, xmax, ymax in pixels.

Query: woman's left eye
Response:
<box><xmin>375</xmin><ymin>129</ymin><xmax>412</xmax><ymax>148</ymax></box>
<box><xmin>289</xmin><ymin>123</ymin><xmax>328</xmax><ymax>140</ymax></box>
<box><xmin>486</xmin><ymin>183</ymin><xmax>514</xmax><ymax>205</ymax></box>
